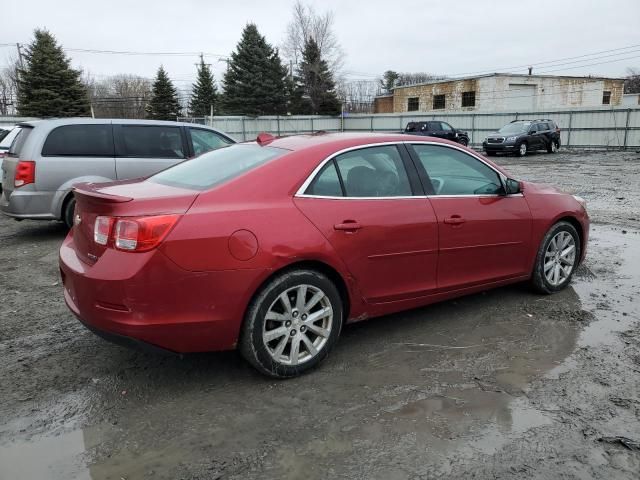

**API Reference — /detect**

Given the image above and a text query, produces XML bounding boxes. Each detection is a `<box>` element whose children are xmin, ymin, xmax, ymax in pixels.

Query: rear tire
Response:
<box><xmin>531</xmin><ymin>221</ymin><xmax>581</xmax><ymax>294</ymax></box>
<box><xmin>63</xmin><ymin>196</ymin><xmax>76</xmax><ymax>229</ymax></box>
<box><xmin>547</xmin><ymin>141</ymin><xmax>559</xmax><ymax>153</ymax></box>
<box><xmin>239</xmin><ymin>269</ymin><xmax>343</xmax><ymax>378</ymax></box>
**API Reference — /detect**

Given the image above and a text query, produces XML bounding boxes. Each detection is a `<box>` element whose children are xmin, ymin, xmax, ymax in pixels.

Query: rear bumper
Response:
<box><xmin>59</xmin><ymin>231</ymin><xmax>269</xmax><ymax>353</ymax></box>
<box><xmin>1</xmin><ymin>189</ymin><xmax>57</xmax><ymax>219</ymax></box>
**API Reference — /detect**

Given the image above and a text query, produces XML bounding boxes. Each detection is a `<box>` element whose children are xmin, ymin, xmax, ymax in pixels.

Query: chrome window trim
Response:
<box><xmin>294</xmin><ymin>140</ymin><xmax>512</xmax><ymax>199</ymax></box>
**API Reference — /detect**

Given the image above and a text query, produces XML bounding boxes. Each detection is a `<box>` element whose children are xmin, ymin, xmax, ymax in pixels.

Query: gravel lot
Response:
<box><xmin>1</xmin><ymin>150</ymin><xmax>639</xmax><ymax>479</ymax></box>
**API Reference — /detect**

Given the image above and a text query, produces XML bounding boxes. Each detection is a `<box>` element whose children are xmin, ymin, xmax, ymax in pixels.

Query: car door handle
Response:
<box><xmin>443</xmin><ymin>215</ymin><xmax>466</xmax><ymax>225</ymax></box>
<box><xmin>334</xmin><ymin>221</ymin><xmax>362</xmax><ymax>231</ymax></box>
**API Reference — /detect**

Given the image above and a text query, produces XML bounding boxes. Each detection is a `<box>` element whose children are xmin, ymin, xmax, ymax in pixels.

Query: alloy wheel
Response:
<box><xmin>543</xmin><ymin>231</ymin><xmax>576</xmax><ymax>286</ymax></box>
<box><xmin>262</xmin><ymin>284</ymin><xmax>333</xmax><ymax>366</ymax></box>
<box><xmin>519</xmin><ymin>143</ymin><xmax>527</xmax><ymax>156</ymax></box>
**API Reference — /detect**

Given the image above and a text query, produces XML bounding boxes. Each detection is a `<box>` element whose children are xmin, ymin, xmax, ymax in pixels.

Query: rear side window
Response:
<box><xmin>42</xmin><ymin>124</ymin><xmax>114</xmax><ymax>157</ymax></box>
<box><xmin>305</xmin><ymin>161</ymin><xmax>343</xmax><ymax>197</ymax></box>
<box><xmin>149</xmin><ymin>144</ymin><xmax>286</xmax><ymax>190</ymax></box>
<box><xmin>121</xmin><ymin>126</ymin><xmax>185</xmax><ymax>159</ymax></box>
<box><xmin>334</xmin><ymin>145</ymin><xmax>412</xmax><ymax>198</ymax></box>
<box><xmin>8</xmin><ymin>126</ymin><xmax>33</xmax><ymax>156</ymax></box>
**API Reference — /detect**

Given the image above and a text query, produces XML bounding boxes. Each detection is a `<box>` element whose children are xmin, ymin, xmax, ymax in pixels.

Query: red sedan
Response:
<box><xmin>59</xmin><ymin>133</ymin><xmax>589</xmax><ymax>377</ymax></box>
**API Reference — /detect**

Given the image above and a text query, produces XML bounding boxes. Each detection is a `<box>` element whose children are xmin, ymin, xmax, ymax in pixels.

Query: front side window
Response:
<box><xmin>150</xmin><ymin>144</ymin><xmax>285</xmax><ymax>190</ymax></box>
<box><xmin>433</xmin><ymin>95</ymin><xmax>446</xmax><ymax>110</ymax></box>
<box><xmin>427</xmin><ymin>121</ymin><xmax>441</xmax><ymax>131</ymax></box>
<box><xmin>334</xmin><ymin>145</ymin><xmax>412</xmax><ymax>197</ymax></box>
<box><xmin>190</xmin><ymin>128</ymin><xmax>232</xmax><ymax>156</ymax></box>
<box><xmin>441</xmin><ymin>122</ymin><xmax>453</xmax><ymax>131</ymax></box>
<box><xmin>42</xmin><ymin>124</ymin><xmax>113</xmax><ymax>157</ymax></box>
<box><xmin>121</xmin><ymin>126</ymin><xmax>185</xmax><ymax>159</ymax></box>
<box><xmin>407</xmin><ymin>97</ymin><xmax>419</xmax><ymax>111</ymax></box>
<box><xmin>413</xmin><ymin>144</ymin><xmax>502</xmax><ymax>196</ymax></box>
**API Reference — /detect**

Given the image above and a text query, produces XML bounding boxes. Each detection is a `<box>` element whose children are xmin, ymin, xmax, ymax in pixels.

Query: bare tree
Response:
<box><xmin>624</xmin><ymin>67</ymin><xmax>640</xmax><ymax>94</ymax></box>
<box><xmin>282</xmin><ymin>0</ymin><xmax>344</xmax><ymax>74</ymax></box>
<box><xmin>336</xmin><ymin>79</ymin><xmax>378</xmax><ymax>113</ymax></box>
<box><xmin>0</xmin><ymin>57</ymin><xmax>20</xmax><ymax>115</ymax></box>
<box><xmin>86</xmin><ymin>74</ymin><xmax>153</xmax><ymax>118</ymax></box>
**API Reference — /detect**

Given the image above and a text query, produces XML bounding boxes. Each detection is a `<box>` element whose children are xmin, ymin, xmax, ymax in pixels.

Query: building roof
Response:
<box><xmin>389</xmin><ymin>72</ymin><xmax>625</xmax><ymax>91</ymax></box>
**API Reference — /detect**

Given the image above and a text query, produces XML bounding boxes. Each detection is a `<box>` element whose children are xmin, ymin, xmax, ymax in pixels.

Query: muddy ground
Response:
<box><xmin>1</xmin><ymin>150</ymin><xmax>639</xmax><ymax>479</ymax></box>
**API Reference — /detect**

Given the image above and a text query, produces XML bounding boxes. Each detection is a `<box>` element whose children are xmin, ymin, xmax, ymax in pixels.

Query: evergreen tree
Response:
<box><xmin>146</xmin><ymin>66</ymin><xmax>181</xmax><ymax>120</ymax></box>
<box><xmin>222</xmin><ymin>24</ymin><xmax>288</xmax><ymax>115</ymax></box>
<box><xmin>189</xmin><ymin>56</ymin><xmax>218</xmax><ymax>116</ymax></box>
<box><xmin>17</xmin><ymin>29</ymin><xmax>90</xmax><ymax>117</ymax></box>
<box><xmin>297</xmin><ymin>38</ymin><xmax>341</xmax><ymax>115</ymax></box>
<box><xmin>286</xmin><ymin>75</ymin><xmax>311</xmax><ymax>115</ymax></box>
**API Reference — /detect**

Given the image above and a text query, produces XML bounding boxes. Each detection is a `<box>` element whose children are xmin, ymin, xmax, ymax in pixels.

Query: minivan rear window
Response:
<box><xmin>42</xmin><ymin>124</ymin><xmax>114</xmax><ymax>157</ymax></box>
<box><xmin>149</xmin><ymin>144</ymin><xmax>287</xmax><ymax>190</ymax></box>
<box><xmin>8</xmin><ymin>126</ymin><xmax>32</xmax><ymax>156</ymax></box>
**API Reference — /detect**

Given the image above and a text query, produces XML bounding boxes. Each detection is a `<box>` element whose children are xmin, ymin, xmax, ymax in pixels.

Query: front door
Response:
<box><xmin>294</xmin><ymin>144</ymin><xmax>439</xmax><ymax>303</ymax></box>
<box><xmin>408</xmin><ymin>143</ymin><xmax>532</xmax><ymax>290</ymax></box>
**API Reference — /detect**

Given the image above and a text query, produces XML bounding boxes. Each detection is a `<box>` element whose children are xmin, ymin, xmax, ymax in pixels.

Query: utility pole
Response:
<box><xmin>290</xmin><ymin>60</ymin><xmax>294</xmax><ymax>83</ymax></box>
<box><xmin>16</xmin><ymin>43</ymin><xmax>24</xmax><ymax>69</ymax></box>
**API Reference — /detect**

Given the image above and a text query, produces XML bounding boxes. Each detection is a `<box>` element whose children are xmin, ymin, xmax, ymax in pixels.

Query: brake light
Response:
<box><xmin>94</xmin><ymin>216</ymin><xmax>113</xmax><ymax>245</ymax></box>
<box><xmin>14</xmin><ymin>160</ymin><xmax>35</xmax><ymax>187</ymax></box>
<box><xmin>93</xmin><ymin>214</ymin><xmax>179</xmax><ymax>251</ymax></box>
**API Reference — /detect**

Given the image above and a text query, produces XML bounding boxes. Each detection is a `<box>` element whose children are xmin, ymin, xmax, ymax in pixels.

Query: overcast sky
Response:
<box><xmin>2</xmin><ymin>0</ymin><xmax>639</xmax><ymax>90</ymax></box>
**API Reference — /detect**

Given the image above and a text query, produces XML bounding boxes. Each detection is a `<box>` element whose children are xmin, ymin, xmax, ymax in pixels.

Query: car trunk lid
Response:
<box><xmin>72</xmin><ymin>179</ymin><xmax>199</xmax><ymax>265</ymax></box>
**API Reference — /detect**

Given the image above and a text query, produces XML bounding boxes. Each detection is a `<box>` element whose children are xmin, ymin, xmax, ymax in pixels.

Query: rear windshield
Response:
<box><xmin>148</xmin><ymin>144</ymin><xmax>287</xmax><ymax>190</ymax></box>
<box><xmin>8</xmin><ymin>126</ymin><xmax>33</xmax><ymax>156</ymax></box>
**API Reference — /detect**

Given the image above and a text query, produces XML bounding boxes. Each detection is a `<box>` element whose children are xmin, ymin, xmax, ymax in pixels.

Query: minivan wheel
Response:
<box><xmin>531</xmin><ymin>221</ymin><xmax>581</xmax><ymax>294</ymax></box>
<box><xmin>518</xmin><ymin>143</ymin><xmax>528</xmax><ymax>157</ymax></box>
<box><xmin>239</xmin><ymin>270</ymin><xmax>343</xmax><ymax>378</ymax></box>
<box><xmin>63</xmin><ymin>196</ymin><xmax>76</xmax><ymax>229</ymax></box>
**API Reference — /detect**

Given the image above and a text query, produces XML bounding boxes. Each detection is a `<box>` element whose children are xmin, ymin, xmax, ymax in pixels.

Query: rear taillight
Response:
<box><xmin>94</xmin><ymin>216</ymin><xmax>113</xmax><ymax>245</ymax></box>
<box><xmin>93</xmin><ymin>214</ymin><xmax>179</xmax><ymax>252</ymax></box>
<box><xmin>14</xmin><ymin>160</ymin><xmax>35</xmax><ymax>187</ymax></box>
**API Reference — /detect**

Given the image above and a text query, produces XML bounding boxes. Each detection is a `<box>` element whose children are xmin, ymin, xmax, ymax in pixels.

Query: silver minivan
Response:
<box><xmin>1</xmin><ymin>119</ymin><xmax>235</xmax><ymax>227</ymax></box>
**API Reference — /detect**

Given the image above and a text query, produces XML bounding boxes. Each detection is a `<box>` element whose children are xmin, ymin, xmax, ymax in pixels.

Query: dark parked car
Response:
<box><xmin>483</xmin><ymin>119</ymin><xmax>561</xmax><ymax>157</ymax></box>
<box><xmin>404</xmin><ymin>121</ymin><xmax>470</xmax><ymax>146</ymax></box>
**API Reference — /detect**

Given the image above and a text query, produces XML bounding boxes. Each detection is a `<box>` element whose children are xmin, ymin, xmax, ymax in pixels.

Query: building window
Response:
<box><xmin>407</xmin><ymin>97</ymin><xmax>419</xmax><ymax>111</ymax></box>
<box><xmin>433</xmin><ymin>94</ymin><xmax>445</xmax><ymax>110</ymax></box>
<box><xmin>462</xmin><ymin>91</ymin><xmax>476</xmax><ymax>107</ymax></box>
<box><xmin>602</xmin><ymin>90</ymin><xmax>611</xmax><ymax>105</ymax></box>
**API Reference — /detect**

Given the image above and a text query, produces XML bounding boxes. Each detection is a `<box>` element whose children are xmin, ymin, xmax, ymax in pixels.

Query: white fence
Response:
<box><xmin>193</xmin><ymin>107</ymin><xmax>640</xmax><ymax>149</ymax></box>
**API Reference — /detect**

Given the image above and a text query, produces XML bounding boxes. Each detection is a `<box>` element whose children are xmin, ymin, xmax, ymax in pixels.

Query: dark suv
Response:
<box><xmin>404</xmin><ymin>121</ymin><xmax>470</xmax><ymax>146</ymax></box>
<box><xmin>483</xmin><ymin>119</ymin><xmax>560</xmax><ymax>157</ymax></box>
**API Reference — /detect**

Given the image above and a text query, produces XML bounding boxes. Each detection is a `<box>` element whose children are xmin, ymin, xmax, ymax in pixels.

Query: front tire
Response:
<box><xmin>239</xmin><ymin>270</ymin><xmax>343</xmax><ymax>378</ymax></box>
<box><xmin>517</xmin><ymin>142</ymin><xmax>528</xmax><ymax>157</ymax></box>
<box><xmin>531</xmin><ymin>221</ymin><xmax>581</xmax><ymax>294</ymax></box>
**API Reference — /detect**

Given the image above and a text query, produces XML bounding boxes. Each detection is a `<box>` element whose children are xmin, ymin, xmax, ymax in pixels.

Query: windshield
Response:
<box><xmin>498</xmin><ymin>122</ymin><xmax>530</xmax><ymax>134</ymax></box>
<box><xmin>149</xmin><ymin>144</ymin><xmax>287</xmax><ymax>190</ymax></box>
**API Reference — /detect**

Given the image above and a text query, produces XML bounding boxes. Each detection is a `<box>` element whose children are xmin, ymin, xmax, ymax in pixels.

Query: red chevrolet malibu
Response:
<box><xmin>59</xmin><ymin>133</ymin><xmax>589</xmax><ymax>377</ymax></box>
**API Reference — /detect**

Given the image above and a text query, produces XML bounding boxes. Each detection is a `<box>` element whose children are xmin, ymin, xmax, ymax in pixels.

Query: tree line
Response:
<box><xmin>15</xmin><ymin>22</ymin><xmax>342</xmax><ymax>120</ymax></box>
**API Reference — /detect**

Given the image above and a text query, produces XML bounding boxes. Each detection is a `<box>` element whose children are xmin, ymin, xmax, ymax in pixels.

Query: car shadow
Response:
<box><xmin>1</xmin><ymin>220</ymin><xmax>68</xmax><ymax>242</ymax></box>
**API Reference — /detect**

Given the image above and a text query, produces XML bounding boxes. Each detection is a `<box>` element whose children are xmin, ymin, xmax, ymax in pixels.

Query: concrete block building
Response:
<box><xmin>374</xmin><ymin>73</ymin><xmax>625</xmax><ymax>113</ymax></box>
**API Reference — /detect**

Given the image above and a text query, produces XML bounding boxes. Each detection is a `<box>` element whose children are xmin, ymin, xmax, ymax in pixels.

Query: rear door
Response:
<box><xmin>408</xmin><ymin>143</ymin><xmax>532</xmax><ymax>290</ymax></box>
<box><xmin>294</xmin><ymin>144</ymin><xmax>439</xmax><ymax>303</ymax></box>
<box><xmin>114</xmin><ymin>124</ymin><xmax>189</xmax><ymax>179</ymax></box>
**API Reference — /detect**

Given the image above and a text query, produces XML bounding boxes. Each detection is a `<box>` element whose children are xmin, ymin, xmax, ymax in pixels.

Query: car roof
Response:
<box><xmin>251</xmin><ymin>132</ymin><xmax>447</xmax><ymax>151</ymax></box>
<box><xmin>16</xmin><ymin>118</ymin><xmax>224</xmax><ymax>129</ymax></box>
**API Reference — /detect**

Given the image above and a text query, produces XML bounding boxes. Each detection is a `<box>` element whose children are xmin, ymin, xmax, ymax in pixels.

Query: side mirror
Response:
<box><xmin>505</xmin><ymin>178</ymin><xmax>521</xmax><ymax>195</ymax></box>
<box><xmin>528</xmin><ymin>129</ymin><xmax>535</xmax><ymax>135</ymax></box>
